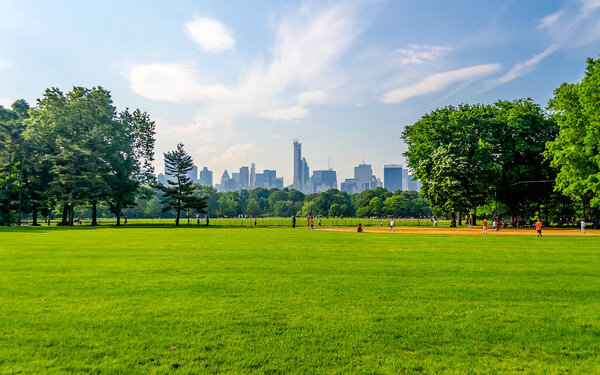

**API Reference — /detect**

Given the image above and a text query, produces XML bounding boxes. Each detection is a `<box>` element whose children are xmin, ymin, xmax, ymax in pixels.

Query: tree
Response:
<box><xmin>368</xmin><ymin>196</ymin><xmax>383</xmax><ymax>217</ymax></box>
<box><xmin>383</xmin><ymin>195</ymin><xmax>408</xmax><ymax>217</ymax></box>
<box><xmin>155</xmin><ymin>143</ymin><xmax>206</xmax><ymax>226</ymax></box>
<box><xmin>546</xmin><ymin>55</ymin><xmax>600</xmax><ymax>215</ymax></box>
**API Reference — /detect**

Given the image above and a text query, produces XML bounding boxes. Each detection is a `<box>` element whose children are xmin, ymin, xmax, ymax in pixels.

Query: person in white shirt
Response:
<box><xmin>390</xmin><ymin>219</ymin><xmax>394</xmax><ymax>232</ymax></box>
<box><xmin>581</xmin><ymin>219</ymin><xmax>586</xmax><ymax>234</ymax></box>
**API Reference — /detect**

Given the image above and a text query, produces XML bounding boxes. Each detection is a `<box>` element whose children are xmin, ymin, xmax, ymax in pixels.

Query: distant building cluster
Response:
<box><xmin>157</xmin><ymin>140</ymin><xmax>420</xmax><ymax>194</ymax></box>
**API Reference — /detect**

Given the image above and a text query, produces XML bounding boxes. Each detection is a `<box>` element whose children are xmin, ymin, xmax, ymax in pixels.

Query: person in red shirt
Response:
<box><xmin>482</xmin><ymin>219</ymin><xmax>488</xmax><ymax>234</ymax></box>
<box><xmin>535</xmin><ymin>219</ymin><xmax>542</xmax><ymax>237</ymax></box>
<box><xmin>357</xmin><ymin>223</ymin><xmax>363</xmax><ymax>232</ymax></box>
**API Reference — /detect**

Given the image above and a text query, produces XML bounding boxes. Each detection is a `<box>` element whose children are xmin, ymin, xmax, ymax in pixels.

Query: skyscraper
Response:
<box><xmin>250</xmin><ymin>163</ymin><xmax>256</xmax><ymax>189</ymax></box>
<box><xmin>199</xmin><ymin>167</ymin><xmax>213</xmax><ymax>186</ymax></box>
<box><xmin>188</xmin><ymin>165</ymin><xmax>198</xmax><ymax>182</ymax></box>
<box><xmin>239</xmin><ymin>166</ymin><xmax>249</xmax><ymax>189</ymax></box>
<box><xmin>402</xmin><ymin>168</ymin><xmax>409</xmax><ymax>191</ymax></box>
<box><xmin>354</xmin><ymin>163</ymin><xmax>373</xmax><ymax>192</ymax></box>
<box><xmin>312</xmin><ymin>170</ymin><xmax>337</xmax><ymax>193</ymax></box>
<box><xmin>384</xmin><ymin>164</ymin><xmax>403</xmax><ymax>192</ymax></box>
<box><xmin>293</xmin><ymin>140</ymin><xmax>302</xmax><ymax>190</ymax></box>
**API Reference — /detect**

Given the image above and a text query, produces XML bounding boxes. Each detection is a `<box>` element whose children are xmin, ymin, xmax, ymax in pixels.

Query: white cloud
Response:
<box><xmin>269</xmin><ymin>133</ymin><xmax>282</xmax><ymax>140</ymax></box>
<box><xmin>0</xmin><ymin>58</ymin><xmax>11</xmax><ymax>70</ymax></box>
<box><xmin>581</xmin><ymin>0</ymin><xmax>600</xmax><ymax>14</ymax></box>
<box><xmin>128</xmin><ymin>62</ymin><xmax>232</xmax><ymax>103</ymax></box>
<box><xmin>260</xmin><ymin>105</ymin><xmax>309</xmax><ymax>120</ymax></box>
<box><xmin>395</xmin><ymin>44</ymin><xmax>452</xmax><ymax>65</ymax></box>
<box><xmin>208</xmin><ymin>143</ymin><xmax>255</xmax><ymax>165</ymax></box>
<box><xmin>381</xmin><ymin>63</ymin><xmax>502</xmax><ymax>104</ymax></box>
<box><xmin>129</xmin><ymin>2</ymin><xmax>366</xmax><ymax>124</ymax></box>
<box><xmin>0</xmin><ymin>97</ymin><xmax>14</xmax><ymax>108</ymax></box>
<box><xmin>495</xmin><ymin>44</ymin><xmax>559</xmax><ymax>86</ymax></box>
<box><xmin>537</xmin><ymin>10</ymin><xmax>563</xmax><ymax>29</ymax></box>
<box><xmin>184</xmin><ymin>17</ymin><xmax>235</xmax><ymax>53</ymax></box>
<box><xmin>196</xmin><ymin>146</ymin><xmax>217</xmax><ymax>155</ymax></box>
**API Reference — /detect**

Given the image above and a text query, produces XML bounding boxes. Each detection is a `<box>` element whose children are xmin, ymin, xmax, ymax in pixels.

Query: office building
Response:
<box><xmin>199</xmin><ymin>167</ymin><xmax>213</xmax><ymax>187</ymax></box>
<box><xmin>312</xmin><ymin>170</ymin><xmax>337</xmax><ymax>193</ymax></box>
<box><xmin>402</xmin><ymin>168</ymin><xmax>409</xmax><ymax>191</ymax></box>
<box><xmin>341</xmin><ymin>178</ymin><xmax>360</xmax><ymax>194</ymax></box>
<box><xmin>384</xmin><ymin>164</ymin><xmax>403</xmax><ymax>192</ymax></box>
<box><xmin>292</xmin><ymin>140</ymin><xmax>312</xmax><ymax>193</ymax></box>
<box><xmin>239</xmin><ymin>166</ymin><xmax>249</xmax><ymax>190</ymax></box>
<box><xmin>353</xmin><ymin>163</ymin><xmax>373</xmax><ymax>192</ymax></box>
<box><xmin>250</xmin><ymin>163</ymin><xmax>256</xmax><ymax>189</ymax></box>
<box><xmin>188</xmin><ymin>165</ymin><xmax>198</xmax><ymax>182</ymax></box>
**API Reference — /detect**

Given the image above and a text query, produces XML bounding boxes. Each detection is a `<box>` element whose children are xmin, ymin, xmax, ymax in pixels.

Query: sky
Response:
<box><xmin>1</xmin><ymin>0</ymin><xmax>600</xmax><ymax>185</ymax></box>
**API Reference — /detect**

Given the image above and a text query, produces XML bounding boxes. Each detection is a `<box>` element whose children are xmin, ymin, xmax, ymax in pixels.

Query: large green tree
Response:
<box><xmin>546</xmin><ymin>56</ymin><xmax>600</xmax><ymax>216</ymax></box>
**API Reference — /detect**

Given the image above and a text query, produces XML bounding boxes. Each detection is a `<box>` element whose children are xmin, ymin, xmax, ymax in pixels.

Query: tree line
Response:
<box><xmin>402</xmin><ymin>55</ymin><xmax>600</xmax><ymax>226</ymax></box>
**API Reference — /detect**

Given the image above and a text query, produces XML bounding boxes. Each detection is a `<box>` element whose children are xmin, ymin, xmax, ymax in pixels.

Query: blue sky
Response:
<box><xmin>1</xmin><ymin>0</ymin><xmax>600</xmax><ymax>185</ymax></box>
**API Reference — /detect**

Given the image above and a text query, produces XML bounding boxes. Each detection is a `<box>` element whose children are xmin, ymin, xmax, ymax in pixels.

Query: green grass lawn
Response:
<box><xmin>0</xmin><ymin>227</ymin><xmax>599</xmax><ymax>374</ymax></box>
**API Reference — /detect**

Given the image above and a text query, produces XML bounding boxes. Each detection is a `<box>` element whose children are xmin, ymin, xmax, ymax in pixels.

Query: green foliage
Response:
<box><xmin>546</xmin><ymin>55</ymin><xmax>600</xmax><ymax>211</ymax></box>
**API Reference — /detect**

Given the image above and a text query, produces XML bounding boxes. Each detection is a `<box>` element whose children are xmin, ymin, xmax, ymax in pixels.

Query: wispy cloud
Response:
<box><xmin>208</xmin><ymin>143</ymin><xmax>256</xmax><ymax>165</ymax></box>
<box><xmin>537</xmin><ymin>10</ymin><xmax>563</xmax><ymax>29</ymax></box>
<box><xmin>184</xmin><ymin>17</ymin><xmax>235</xmax><ymax>53</ymax></box>
<box><xmin>129</xmin><ymin>62</ymin><xmax>232</xmax><ymax>103</ymax></box>
<box><xmin>129</xmin><ymin>2</ymin><xmax>366</xmax><ymax>125</ymax></box>
<box><xmin>381</xmin><ymin>63</ymin><xmax>502</xmax><ymax>104</ymax></box>
<box><xmin>538</xmin><ymin>1</ymin><xmax>600</xmax><ymax>46</ymax></box>
<box><xmin>395</xmin><ymin>44</ymin><xmax>452</xmax><ymax>65</ymax></box>
<box><xmin>485</xmin><ymin>45</ymin><xmax>558</xmax><ymax>90</ymax></box>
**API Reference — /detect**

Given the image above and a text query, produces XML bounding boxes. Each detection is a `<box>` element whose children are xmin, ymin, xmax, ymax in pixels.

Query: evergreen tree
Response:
<box><xmin>156</xmin><ymin>143</ymin><xmax>206</xmax><ymax>226</ymax></box>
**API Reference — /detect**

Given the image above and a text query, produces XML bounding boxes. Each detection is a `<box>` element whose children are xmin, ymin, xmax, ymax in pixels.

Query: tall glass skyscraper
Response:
<box><xmin>384</xmin><ymin>164</ymin><xmax>403</xmax><ymax>192</ymax></box>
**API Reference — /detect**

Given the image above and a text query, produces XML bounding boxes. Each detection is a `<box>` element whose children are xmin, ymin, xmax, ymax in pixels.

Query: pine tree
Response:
<box><xmin>156</xmin><ymin>143</ymin><xmax>207</xmax><ymax>226</ymax></box>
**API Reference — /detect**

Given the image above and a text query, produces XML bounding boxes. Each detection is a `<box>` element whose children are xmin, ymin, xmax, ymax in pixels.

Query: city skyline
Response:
<box><xmin>2</xmin><ymin>1</ymin><xmax>600</xmax><ymax>184</ymax></box>
<box><xmin>158</xmin><ymin>140</ymin><xmax>419</xmax><ymax>193</ymax></box>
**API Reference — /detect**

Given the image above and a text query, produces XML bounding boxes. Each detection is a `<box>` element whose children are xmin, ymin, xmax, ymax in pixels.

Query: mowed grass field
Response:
<box><xmin>0</xmin><ymin>227</ymin><xmax>599</xmax><ymax>374</ymax></box>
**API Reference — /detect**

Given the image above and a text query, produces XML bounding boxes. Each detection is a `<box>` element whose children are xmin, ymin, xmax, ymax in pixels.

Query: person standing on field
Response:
<box><xmin>310</xmin><ymin>218</ymin><xmax>314</xmax><ymax>230</ymax></box>
<box><xmin>581</xmin><ymin>219</ymin><xmax>586</xmax><ymax>233</ymax></box>
<box><xmin>390</xmin><ymin>219</ymin><xmax>395</xmax><ymax>232</ymax></box>
<box><xmin>206</xmin><ymin>215</ymin><xmax>209</xmax><ymax>226</ymax></box>
<box><xmin>492</xmin><ymin>218</ymin><xmax>497</xmax><ymax>232</ymax></box>
<box><xmin>196</xmin><ymin>214</ymin><xmax>200</xmax><ymax>226</ymax></box>
<box><xmin>482</xmin><ymin>219</ymin><xmax>488</xmax><ymax>234</ymax></box>
<box><xmin>291</xmin><ymin>214</ymin><xmax>296</xmax><ymax>228</ymax></box>
<box><xmin>254</xmin><ymin>217</ymin><xmax>257</xmax><ymax>227</ymax></box>
<box><xmin>535</xmin><ymin>219</ymin><xmax>543</xmax><ymax>237</ymax></box>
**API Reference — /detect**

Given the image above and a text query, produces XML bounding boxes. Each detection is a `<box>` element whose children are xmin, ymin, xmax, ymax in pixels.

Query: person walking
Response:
<box><xmin>482</xmin><ymin>219</ymin><xmax>488</xmax><ymax>234</ymax></box>
<box><xmin>492</xmin><ymin>218</ymin><xmax>497</xmax><ymax>232</ymax></box>
<box><xmin>535</xmin><ymin>218</ymin><xmax>543</xmax><ymax>237</ymax></box>
<box><xmin>310</xmin><ymin>218</ymin><xmax>314</xmax><ymax>230</ymax></box>
<box><xmin>254</xmin><ymin>217</ymin><xmax>257</xmax><ymax>227</ymax></box>
<box><xmin>318</xmin><ymin>217</ymin><xmax>321</xmax><ymax>226</ymax></box>
<box><xmin>581</xmin><ymin>219</ymin><xmax>586</xmax><ymax>234</ymax></box>
<box><xmin>390</xmin><ymin>219</ymin><xmax>395</xmax><ymax>232</ymax></box>
<box><xmin>205</xmin><ymin>215</ymin><xmax>209</xmax><ymax>226</ymax></box>
<box><xmin>291</xmin><ymin>214</ymin><xmax>296</xmax><ymax>228</ymax></box>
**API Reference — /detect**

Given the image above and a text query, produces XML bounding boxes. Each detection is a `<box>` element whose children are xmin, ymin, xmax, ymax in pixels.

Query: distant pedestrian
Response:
<box><xmin>390</xmin><ymin>219</ymin><xmax>395</xmax><ymax>232</ymax></box>
<box><xmin>310</xmin><ymin>218</ymin><xmax>314</xmax><ymax>230</ymax></box>
<box><xmin>482</xmin><ymin>219</ymin><xmax>488</xmax><ymax>234</ymax></box>
<box><xmin>254</xmin><ymin>217</ymin><xmax>257</xmax><ymax>227</ymax></box>
<box><xmin>318</xmin><ymin>217</ymin><xmax>321</xmax><ymax>226</ymax></box>
<box><xmin>292</xmin><ymin>215</ymin><xmax>296</xmax><ymax>228</ymax></box>
<box><xmin>535</xmin><ymin>219</ymin><xmax>542</xmax><ymax>237</ymax></box>
<box><xmin>581</xmin><ymin>219</ymin><xmax>586</xmax><ymax>234</ymax></box>
<box><xmin>124</xmin><ymin>216</ymin><xmax>127</xmax><ymax>225</ymax></box>
<box><xmin>206</xmin><ymin>216</ymin><xmax>209</xmax><ymax>226</ymax></box>
<box><xmin>196</xmin><ymin>214</ymin><xmax>200</xmax><ymax>226</ymax></box>
<box><xmin>357</xmin><ymin>223</ymin><xmax>363</xmax><ymax>232</ymax></box>
<box><xmin>432</xmin><ymin>216</ymin><xmax>437</xmax><ymax>227</ymax></box>
<box><xmin>492</xmin><ymin>218</ymin><xmax>497</xmax><ymax>231</ymax></box>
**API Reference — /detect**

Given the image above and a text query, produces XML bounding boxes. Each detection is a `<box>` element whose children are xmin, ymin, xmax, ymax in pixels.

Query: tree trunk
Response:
<box><xmin>68</xmin><ymin>204</ymin><xmax>74</xmax><ymax>226</ymax></box>
<box><xmin>32</xmin><ymin>205</ymin><xmax>38</xmax><ymax>226</ymax></box>
<box><xmin>471</xmin><ymin>209</ymin><xmax>477</xmax><ymax>226</ymax></box>
<box><xmin>175</xmin><ymin>203</ymin><xmax>181</xmax><ymax>226</ymax></box>
<box><xmin>458</xmin><ymin>211</ymin><xmax>462</xmax><ymax>226</ymax></box>
<box><xmin>91</xmin><ymin>200</ymin><xmax>98</xmax><ymax>226</ymax></box>
<box><xmin>16</xmin><ymin>152</ymin><xmax>26</xmax><ymax>226</ymax></box>
<box><xmin>116</xmin><ymin>202</ymin><xmax>121</xmax><ymax>226</ymax></box>
<box><xmin>450</xmin><ymin>212</ymin><xmax>456</xmax><ymax>227</ymax></box>
<box><xmin>61</xmin><ymin>204</ymin><xmax>68</xmax><ymax>225</ymax></box>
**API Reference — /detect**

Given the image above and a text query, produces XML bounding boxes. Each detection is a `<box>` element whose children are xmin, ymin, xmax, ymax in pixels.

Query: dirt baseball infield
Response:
<box><xmin>319</xmin><ymin>226</ymin><xmax>598</xmax><ymax>236</ymax></box>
